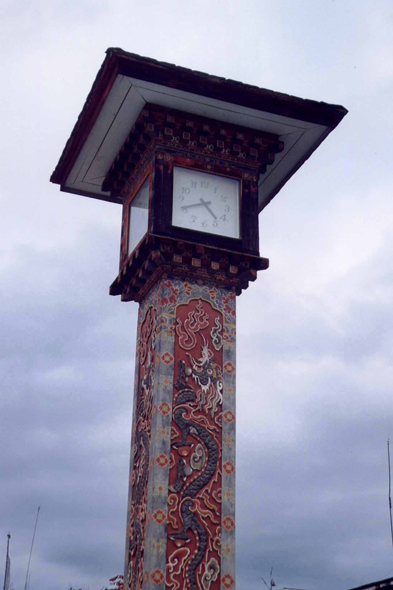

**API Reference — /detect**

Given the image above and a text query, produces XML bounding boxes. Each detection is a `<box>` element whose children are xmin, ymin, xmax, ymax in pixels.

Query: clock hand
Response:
<box><xmin>199</xmin><ymin>198</ymin><xmax>217</xmax><ymax>220</ymax></box>
<box><xmin>181</xmin><ymin>201</ymin><xmax>212</xmax><ymax>212</ymax></box>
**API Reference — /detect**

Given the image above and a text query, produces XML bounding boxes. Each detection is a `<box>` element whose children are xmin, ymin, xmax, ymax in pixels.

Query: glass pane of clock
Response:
<box><xmin>172</xmin><ymin>167</ymin><xmax>240</xmax><ymax>239</ymax></box>
<box><xmin>128</xmin><ymin>177</ymin><xmax>149</xmax><ymax>256</ymax></box>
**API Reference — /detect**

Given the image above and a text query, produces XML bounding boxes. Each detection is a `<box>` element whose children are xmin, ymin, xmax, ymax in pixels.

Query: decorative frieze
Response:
<box><xmin>102</xmin><ymin>104</ymin><xmax>284</xmax><ymax>198</ymax></box>
<box><xmin>110</xmin><ymin>236</ymin><xmax>268</xmax><ymax>301</ymax></box>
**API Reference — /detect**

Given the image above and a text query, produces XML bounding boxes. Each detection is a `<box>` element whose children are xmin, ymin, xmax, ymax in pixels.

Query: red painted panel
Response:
<box><xmin>166</xmin><ymin>298</ymin><xmax>223</xmax><ymax>590</ymax></box>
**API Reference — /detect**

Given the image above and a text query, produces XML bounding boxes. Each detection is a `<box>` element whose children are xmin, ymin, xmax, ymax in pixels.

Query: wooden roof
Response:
<box><xmin>51</xmin><ymin>48</ymin><xmax>347</xmax><ymax>212</ymax></box>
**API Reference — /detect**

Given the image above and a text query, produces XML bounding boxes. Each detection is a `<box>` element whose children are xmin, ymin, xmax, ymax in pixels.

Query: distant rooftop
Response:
<box><xmin>348</xmin><ymin>577</ymin><xmax>393</xmax><ymax>590</ymax></box>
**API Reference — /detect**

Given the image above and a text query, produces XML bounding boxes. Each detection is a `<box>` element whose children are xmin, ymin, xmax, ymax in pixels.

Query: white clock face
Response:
<box><xmin>172</xmin><ymin>167</ymin><xmax>240</xmax><ymax>239</ymax></box>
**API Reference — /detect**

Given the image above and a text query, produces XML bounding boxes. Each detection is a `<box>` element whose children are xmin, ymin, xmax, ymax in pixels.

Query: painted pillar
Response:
<box><xmin>125</xmin><ymin>276</ymin><xmax>236</xmax><ymax>590</ymax></box>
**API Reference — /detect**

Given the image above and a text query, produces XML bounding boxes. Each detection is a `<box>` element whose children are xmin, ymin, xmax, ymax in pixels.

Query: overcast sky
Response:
<box><xmin>1</xmin><ymin>1</ymin><xmax>393</xmax><ymax>589</ymax></box>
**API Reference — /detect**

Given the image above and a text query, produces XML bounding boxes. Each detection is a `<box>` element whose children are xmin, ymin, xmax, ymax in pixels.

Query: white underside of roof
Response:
<box><xmin>64</xmin><ymin>74</ymin><xmax>329</xmax><ymax>211</ymax></box>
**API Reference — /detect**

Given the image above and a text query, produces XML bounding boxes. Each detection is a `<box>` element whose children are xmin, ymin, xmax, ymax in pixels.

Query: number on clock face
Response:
<box><xmin>172</xmin><ymin>167</ymin><xmax>240</xmax><ymax>239</ymax></box>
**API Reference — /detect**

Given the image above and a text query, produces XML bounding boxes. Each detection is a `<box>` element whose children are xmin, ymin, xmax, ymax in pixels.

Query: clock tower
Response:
<box><xmin>51</xmin><ymin>49</ymin><xmax>347</xmax><ymax>590</ymax></box>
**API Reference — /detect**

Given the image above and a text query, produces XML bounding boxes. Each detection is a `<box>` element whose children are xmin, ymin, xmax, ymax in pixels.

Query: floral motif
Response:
<box><xmin>161</xmin><ymin>351</ymin><xmax>174</xmax><ymax>365</ymax></box>
<box><xmin>154</xmin><ymin>483</ymin><xmax>165</xmax><ymax>496</ymax></box>
<box><xmin>184</xmin><ymin>282</ymin><xmax>194</xmax><ymax>296</ymax></box>
<box><xmin>150</xmin><ymin>538</ymin><xmax>165</xmax><ymax>554</ymax></box>
<box><xmin>209</xmin><ymin>286</ymin><xmax>218</xmax><ymax>301</ymax></box>
<box><xmin>157</xmin><ymin>280</ymin><xmax>179</xmax><ymax>307</ymax></box>
<box><xmin>223</xmin><ymin>488</ymin><xmax>235</xmax><ymax>504</ymax></box>
<box><xmin>222</xmin><ymin>573</ymin><xmax>235</xmax><ymax>589</ymax></box>
<box><xmin>150</xmin><ymin>569</ymin><xmax>165</xmax><ymax>585</ymax></box>
<box><xmin>223</xmin><ymin>461</ymin><xmax>235</xmax><ymax>475</ymax></box>
<box><xmin>152</xmin><ymin>509</ymin><xmax>166</xmax><ymax>524</ymax></box>
<box><xmin>222</xmin><ymin>292</ymin><xmax>236</xmax><ymax>319</ymax></box>
<box><xmin>223</xmin><ymin>410</ymin><xmax>235</xmax><ymax>423</ymax></box>
<box><xmin>222</xmin><ymin>516</ymin><xmax>235</xmax><ymax>531</ymax></box>
<box><xmin>223</xmin><ymin>361</ymin><xmax>235</xmax><ymax>375</ymax></box>
<box><xmin>223</xmin><ymin>542</ymin><xmax>235</xmax><ymax>556</ymax></box>
<box><xmin>156</xmin><ymin>453</ymin><xmax>169</xmax><ymax>468</ymax></box>
<box><xmin>158</xmin><ymin>402</ymin><xmax>171</xmax><ymax>416</ymax></box>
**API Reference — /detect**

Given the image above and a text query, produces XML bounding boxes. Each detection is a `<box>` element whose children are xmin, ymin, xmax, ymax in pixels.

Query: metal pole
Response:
<box><xmin>3</xmin><ymin>533</ymin><xmax>10</xmax><ymax>590</ymax></box>
<box><xmin>24</xmin><ymin>507</ymin><xmax>40</xmax><ymax>590</ymax></box>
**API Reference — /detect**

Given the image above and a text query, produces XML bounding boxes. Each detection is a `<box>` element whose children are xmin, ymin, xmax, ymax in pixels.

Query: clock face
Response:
<box><xmin>172</xmin><ymin>167</ymin><xmax>240</xmax><ymax>239</ymax></box>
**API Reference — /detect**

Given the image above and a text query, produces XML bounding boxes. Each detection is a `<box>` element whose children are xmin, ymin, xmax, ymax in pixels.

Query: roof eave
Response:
<box><xmin>51</xmin><ymin>49</ymin><xmax>347</xmax><ymax>211</ymax></box>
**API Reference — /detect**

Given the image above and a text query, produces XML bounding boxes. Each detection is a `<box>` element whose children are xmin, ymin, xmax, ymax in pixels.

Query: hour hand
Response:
<box><xmin>181</xmin><ymin>200</ymin><xmax>212</xmax><ymax>212</ymax></box>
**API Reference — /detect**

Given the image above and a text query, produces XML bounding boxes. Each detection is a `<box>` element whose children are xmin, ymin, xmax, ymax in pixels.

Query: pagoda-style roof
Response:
<box><xmin>51</xmin><ymin>48</ymin><xmax>347</xmax><ymax>212</ymax></box>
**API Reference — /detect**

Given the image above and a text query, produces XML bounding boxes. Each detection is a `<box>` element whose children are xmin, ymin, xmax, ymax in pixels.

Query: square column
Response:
<box><xmin>125</xmin><ymin>277</ymin><xmax>236</xmax><ymax>590</ymax></box>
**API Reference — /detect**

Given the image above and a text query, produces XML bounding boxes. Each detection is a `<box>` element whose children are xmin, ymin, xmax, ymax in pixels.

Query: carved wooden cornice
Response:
<box><xmin>102</xmin><ymin>104</ymin><xmax>284</xmax><ymax>199</ymax></box>
<box><xmin>110</xmin><ymin>235</ymin><xmax>268</xmax><ymax>302</ymax></box>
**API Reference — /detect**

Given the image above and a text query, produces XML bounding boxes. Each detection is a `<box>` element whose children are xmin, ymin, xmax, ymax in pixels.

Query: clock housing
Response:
<box><xmin>112</xmin><ymin>105</ymin><xmax>277</xmax><ymax>300</ymax></box>
<box><xmin>151</xmin><ymin>151</ymin><xmax>260</xmax><ymax>257</ymax></box>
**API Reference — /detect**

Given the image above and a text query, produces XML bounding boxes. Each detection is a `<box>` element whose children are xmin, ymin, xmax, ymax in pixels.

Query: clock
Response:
<box><xmin>172</xmin><ymin>167</ymin><xmax>240</xmax><ymax>239</ymax></box>
<box><xmin>116</xmin><ymin>152</ymin><xmax>262</xmax><ymax>299</ymax></box>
